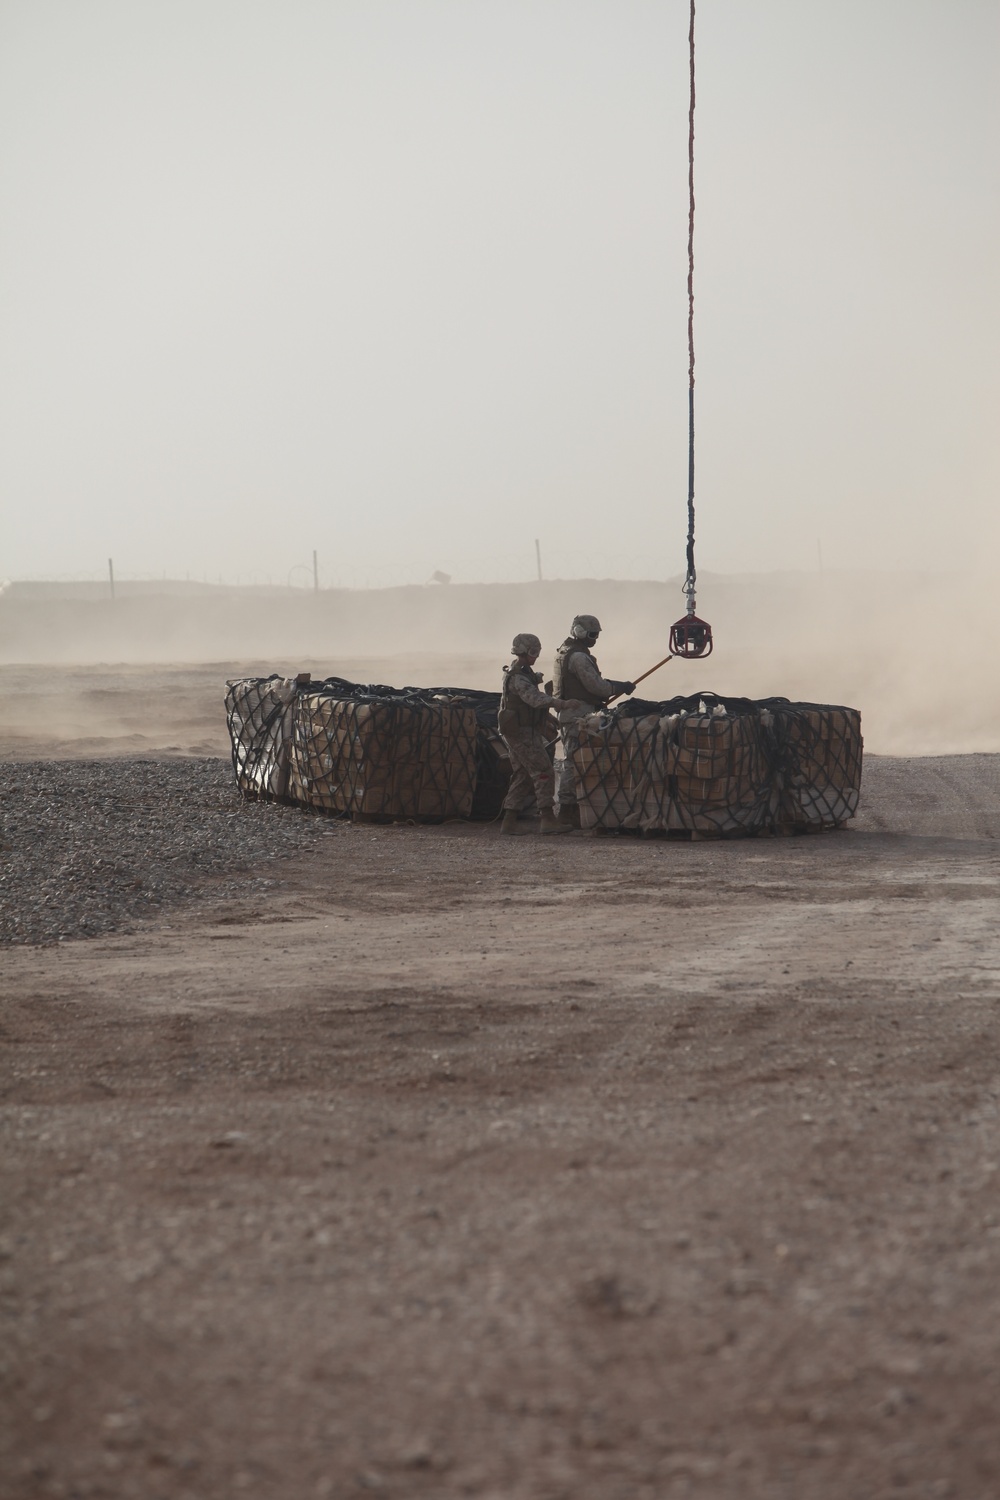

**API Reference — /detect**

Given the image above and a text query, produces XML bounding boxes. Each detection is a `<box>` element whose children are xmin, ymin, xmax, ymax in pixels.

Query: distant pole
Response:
<box><xmin>108</xmin><ymin>557</ymin><xmax>115</xmax><ymax>601</ymax></box>
<box><xmin>313</xmin><ymin>549</ymin><xmax>319</xmax><ymax>591</ymax></box>
<box><xmin>535</xmin><ymin>538</ymin><xmax>543</xmax><ymax>582</ymax></box>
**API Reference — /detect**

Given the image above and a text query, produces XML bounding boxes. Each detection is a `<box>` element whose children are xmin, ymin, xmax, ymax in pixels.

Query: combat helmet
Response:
<box><xmin>571</xmin><ymin>614</ymin><xmax>601</xmax><ymax>640</ymax></box>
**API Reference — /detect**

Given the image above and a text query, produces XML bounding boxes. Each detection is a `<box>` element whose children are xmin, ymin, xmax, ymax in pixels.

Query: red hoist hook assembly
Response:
<box><xmin>669</xmin><ymin>608</ymin><xmax>713</xmax><ymax>659</ymax></box>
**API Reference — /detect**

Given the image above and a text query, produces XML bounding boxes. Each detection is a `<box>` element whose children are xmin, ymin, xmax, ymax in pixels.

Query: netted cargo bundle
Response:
<box><xmin>570</xmin><ymin>697</ymin><xmax>772</xmax><ymax>835</ymax></box>
<box><xmin>287</xmin><ymin>693</ymin><xmax>477</xmax><ymax>819</ymax></box>
<box><xmin>227</xmin><ymin>679</ymin><xmax>861</xmax><ymax>835</ymax></box>
<box><xmin>767</xmin><ymin>702</ymin><xmax>863</xmax><ymax>832</ymax></box>
<box><xmin>225</xmin><ymin>675</ymin><xmax>300</xmax><ymax>801</ymax></box>
<box><xmin>570</xmin><ymin>692</ymin><xmax>862</xmax><ymax>837</ymax></box>
<box><xmin>226</xmin><ymin>674</ymin><xmax>507</xmax><ymax>821</ymax></box>
<box><xmin>669</xmin><ymin>709</ymin><xmax>774</xmax><ymax>834</ymax></box>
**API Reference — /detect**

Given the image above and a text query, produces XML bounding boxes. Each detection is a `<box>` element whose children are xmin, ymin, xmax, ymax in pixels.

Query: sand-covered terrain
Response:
<box><xmin>3</xmin><ymin>657</ymin><xmax>1000</xmax><ymax>1500</ymax></box>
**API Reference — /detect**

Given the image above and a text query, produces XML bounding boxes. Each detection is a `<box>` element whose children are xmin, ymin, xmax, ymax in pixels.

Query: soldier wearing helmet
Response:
<box><xmin>498</xmin><ymin>633</ymin><xmax>572</xmax><ymax>835</ymax></box>
<box><xmin>552</xmin><ymin>615</ymin><xmax>635</xmax><ymax>827</ymax></box>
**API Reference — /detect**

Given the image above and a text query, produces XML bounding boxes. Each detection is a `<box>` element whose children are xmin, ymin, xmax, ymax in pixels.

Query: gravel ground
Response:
<box><xmin>0</xmin><ymin>758</ymin><xmax>327</xmax><ymax>946</ymax></box>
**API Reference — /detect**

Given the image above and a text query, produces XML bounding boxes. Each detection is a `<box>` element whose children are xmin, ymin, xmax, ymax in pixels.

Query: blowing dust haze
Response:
<box><xmin>7</xmin><ymin>11</ymin><xmax>1000</xmax><ymax>1489</ymax></box>
<box><xmin>1</xmin><ymin>0</ymin><xmax>998</xmax><ymax>752</ymax></box>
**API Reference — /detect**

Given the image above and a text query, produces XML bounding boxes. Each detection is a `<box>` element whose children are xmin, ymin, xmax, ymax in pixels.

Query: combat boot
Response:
<box><xmin>500</xmin><ymin>810</ymin><xmax>519</xmax><ymax>835</ymax></box>
<box><xmin>555</xmin><ymin>803</ymin><xmax>581</xmax><ymax>829</ymax></box>
<box><xmin>539</xmin><ymin>809</ymin><xmax>572</xmax><ymax>835</ymax></box>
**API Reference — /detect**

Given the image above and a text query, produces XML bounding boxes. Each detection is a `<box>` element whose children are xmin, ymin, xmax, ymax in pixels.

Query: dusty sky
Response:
<box><xmin>1</xmin><ymin>0</ymin><xmax>997</xmax><ymax>588</ymax></box>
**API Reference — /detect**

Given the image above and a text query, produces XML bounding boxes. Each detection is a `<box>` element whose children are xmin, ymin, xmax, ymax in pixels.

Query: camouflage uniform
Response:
<box><xmin>498</xmin><ymin>661</ymin><xmax>560</xmax><ymax>816</ymax></box>
<box><xmin>553</xmin><ymin>637</ymin><xmax>616</xmax><ymax>807</ymax></box>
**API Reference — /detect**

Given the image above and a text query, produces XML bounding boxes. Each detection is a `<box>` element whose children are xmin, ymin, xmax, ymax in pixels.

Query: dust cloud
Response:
<box><xmin>0</xmin><ymin>573</ymin><xmax>995</xmax><ymax>758</ymax></box>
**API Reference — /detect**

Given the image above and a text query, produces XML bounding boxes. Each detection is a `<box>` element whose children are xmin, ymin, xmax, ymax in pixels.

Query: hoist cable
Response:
<box><xmin>684</xmin><ymin>0</ymin><xmax>697</xmax><ymax>617</ymax></box>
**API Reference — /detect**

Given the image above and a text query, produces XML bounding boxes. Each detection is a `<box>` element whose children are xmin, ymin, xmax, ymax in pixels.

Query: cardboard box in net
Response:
<box><xmin>570</xmin><ymin>714</ymin><xmax>657</xmax><ymax>830</ymax></box>
<box><xmin>769</xmin><ymin>706</ymin><xmax>863</xmax><ymax>831</ymax></box>
<box><xmin>664</xmin><ymin>712</ymin><xmax>772</xmax><ymax>834</ymax></box>
<box><xmin>287</xmin><ymin>695</ymin><xmax>479</xmax><ymax>820</ymax></box>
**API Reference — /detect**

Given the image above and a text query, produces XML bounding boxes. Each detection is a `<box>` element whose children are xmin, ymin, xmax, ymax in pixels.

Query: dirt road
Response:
<box><xmin>4</xmin><ymin>741</ymin><xmax>1000</xmax><ymax>1499</ymax></box>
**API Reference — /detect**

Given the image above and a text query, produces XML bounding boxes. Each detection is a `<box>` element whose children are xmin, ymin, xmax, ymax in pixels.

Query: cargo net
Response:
<box><xmin>569</xmin><ymin>692</ymin><xmax>863</xmax><ymax>836</ymax></box>
<box><xmin>225</xmin><ymin>675</ymin><xmax>507</xmax><ymax>822</ymax></box>
<box><xmin>226</xmin><ymin>679</ymin><xmax>862</xmax><ymax>835</ymax></box>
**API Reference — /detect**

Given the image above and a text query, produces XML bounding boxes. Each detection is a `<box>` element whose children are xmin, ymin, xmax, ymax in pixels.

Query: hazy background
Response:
<box><xmin>1</xmin><ymin>0</ymin><xmax>997</xmax><ymax>588</ymax></box>
<box><xmin>2</xmin><ymin>569</ymin><xmax>999</xmax><ymax>757</ymax></box>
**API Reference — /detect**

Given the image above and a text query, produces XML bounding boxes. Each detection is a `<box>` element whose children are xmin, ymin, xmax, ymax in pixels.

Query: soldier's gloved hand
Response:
<box><xmin>610</xmin><ymin>680</ymin><xmax>636</xmax><ymax>696</ymax></box>
<box><xmin>551</xmin><ymin>698</ymin><xmax>570</xmax><ymax>711</ymax></box>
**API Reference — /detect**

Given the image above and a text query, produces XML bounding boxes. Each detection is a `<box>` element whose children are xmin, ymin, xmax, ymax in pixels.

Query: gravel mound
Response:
<box><xmin>0</xmin><ymin>758</ymin><xmax>326</xmax><ymax>947</ymax></box>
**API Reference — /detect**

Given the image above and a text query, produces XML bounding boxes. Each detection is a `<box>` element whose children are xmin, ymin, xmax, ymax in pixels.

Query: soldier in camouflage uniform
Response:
<box><xmin>498</xmin><ymin>633</ymin><xmax>572</xmax><ymax>835</ymax></box>
<box><xmin>553</xmin><ymin>614</ymin><xmax>635</xmax><ymax>828</ymax></box>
